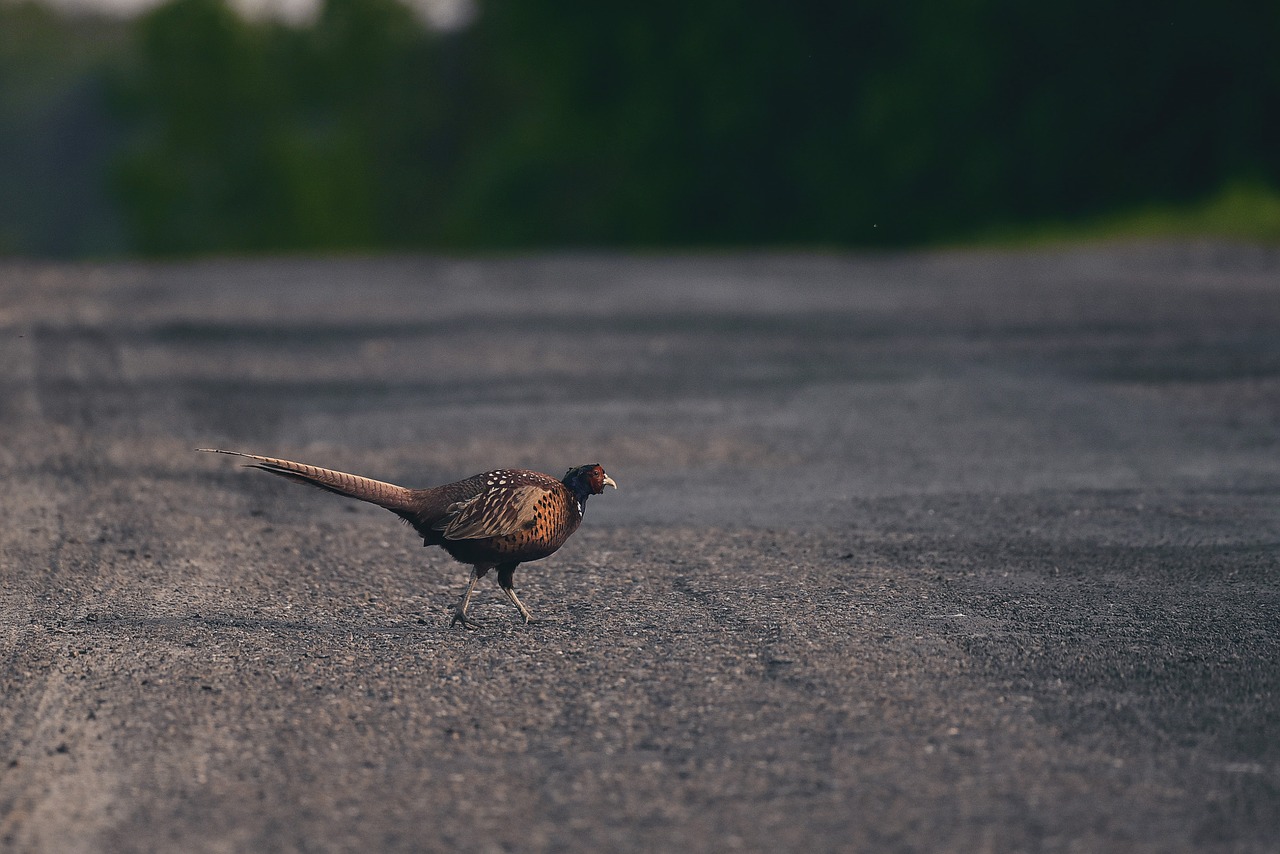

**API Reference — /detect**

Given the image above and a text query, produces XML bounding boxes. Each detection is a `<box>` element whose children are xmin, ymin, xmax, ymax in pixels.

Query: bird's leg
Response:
<box><xmin>500</xmin><ymin>586</ymin><xmax>534</xmax><ymax>624</ymax></box>
<box><xmin>496</xmin><ymin>562</ymin><xmax>535</xmax><ymax>624</ymax></box>
<box><xmin>450</xmin><ymin>566</ymin><xmax>488</xmax><ymax>628</ymax></box>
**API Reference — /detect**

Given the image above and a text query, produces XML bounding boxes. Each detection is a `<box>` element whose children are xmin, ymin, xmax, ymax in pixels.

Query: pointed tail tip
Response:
<box><xmin>198</xmin><ymin>448</ymin><xmax>253</xmax><ymax>462</ymax></box>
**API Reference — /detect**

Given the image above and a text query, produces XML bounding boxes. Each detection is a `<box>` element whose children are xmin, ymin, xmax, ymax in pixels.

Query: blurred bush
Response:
<box><xmin>111</xmin><ymin>0</ymin><xmax>450</xmax><ymax>252</ymax></box>
<box><xmin>2</xmin><ymin>0</ymin><xmax>1278</xmax><ymax>255</ymax></box>
<box><xmin>0</xmin><ymin>2</ymin><xmax>127</xmax><ymax>254</ymax></box>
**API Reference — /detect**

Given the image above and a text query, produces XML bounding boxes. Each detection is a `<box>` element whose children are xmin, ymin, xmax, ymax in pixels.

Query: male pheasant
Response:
<box><xmin>199</xmin><ymin>449</ymin><xmax>617</xmax><ymax>628</ymax></box>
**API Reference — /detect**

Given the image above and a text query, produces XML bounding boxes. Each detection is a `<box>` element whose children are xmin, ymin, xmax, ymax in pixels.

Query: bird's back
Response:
<box><xmin>406</xmin><ymin>469</ymin><xmax>583</xmax><ymax>565</ymax></box>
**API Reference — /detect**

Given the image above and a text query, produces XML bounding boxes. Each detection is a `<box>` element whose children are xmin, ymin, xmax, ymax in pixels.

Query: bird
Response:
<box><xmin>198</xmin><ymin>449</ymin><xmax>616</xmax><ymax>628</ymax></box>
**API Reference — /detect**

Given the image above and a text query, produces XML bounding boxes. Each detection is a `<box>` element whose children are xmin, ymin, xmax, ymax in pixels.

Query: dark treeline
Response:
<box><xmin>3</xmin><ymin>0</ymin><xmax>1278</xmax><ymax>255</ymax></box>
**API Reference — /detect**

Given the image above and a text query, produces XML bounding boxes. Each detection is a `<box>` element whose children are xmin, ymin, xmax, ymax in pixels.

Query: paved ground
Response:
<box><xmin>1</xmin><ymin>244</ymin><xmax>1278</xmax><ymax>853</ymax></box>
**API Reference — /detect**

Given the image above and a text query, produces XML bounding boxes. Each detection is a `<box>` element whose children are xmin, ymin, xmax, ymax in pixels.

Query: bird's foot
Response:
<box><xmin>450</xmin><ymin>611</ymin><xmax>481</xmax><ymax>630</ymax></box>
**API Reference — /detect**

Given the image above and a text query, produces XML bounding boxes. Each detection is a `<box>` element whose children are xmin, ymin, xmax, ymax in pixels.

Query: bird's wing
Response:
<box><xmin>433</xmin><ymin>484</ymin><xmax>549</xmax><ymax>540</ymax></box>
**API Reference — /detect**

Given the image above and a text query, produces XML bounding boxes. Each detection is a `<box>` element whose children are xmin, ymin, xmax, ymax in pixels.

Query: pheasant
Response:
<box><xmin>199</xmin><ymin>449</ymin><xmax>617</xmax><ymax>628</ymax></box>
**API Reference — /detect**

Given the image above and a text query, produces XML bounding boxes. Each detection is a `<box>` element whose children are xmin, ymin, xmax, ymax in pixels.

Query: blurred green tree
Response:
<box><xmin>443</xmin><ymin>1</ymin><xmax>887</xmax><ymax>245</ymax></box>
<box><xmin>112</xmin><ymin>0</ymin><xmax>450</xmax><ymax>253</ymax></box>
<box><xmin>113</xmin><ymin>0</ymin><xmax>281</xmax><ymax>252</ymax></box>
<box><xmin>454</xmin><ymin>0</ymin><xmax>1279</xmax><ymax>246</ymax></box>
<box><xmin>99</xmin><ymin>0</ymin><xmax>1280</xmax><ymax>253</ymax></box>
<box><xmin>0</xmin><ymin>2</ymin><xmax>127</xmax><ymax>256</ymax></box>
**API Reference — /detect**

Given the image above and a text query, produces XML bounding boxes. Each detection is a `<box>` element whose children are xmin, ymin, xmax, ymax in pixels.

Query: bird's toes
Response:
<box><xmin>450</xmin><ymin>612</ymin><xmax>481</xmax><ymax>630</ymax></box>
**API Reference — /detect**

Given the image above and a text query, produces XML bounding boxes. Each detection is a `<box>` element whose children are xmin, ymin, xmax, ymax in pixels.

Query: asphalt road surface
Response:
<box><xmin>1</xmin><ymin>244</ymin><xmax>1278</xmax><ymax>852</ymax></box>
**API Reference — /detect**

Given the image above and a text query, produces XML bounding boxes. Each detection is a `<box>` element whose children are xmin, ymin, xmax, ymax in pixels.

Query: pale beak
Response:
<box><xmin>602</xmin><ymin>474</ymin><xmax>618</xmax><ymax>490</ymax></box>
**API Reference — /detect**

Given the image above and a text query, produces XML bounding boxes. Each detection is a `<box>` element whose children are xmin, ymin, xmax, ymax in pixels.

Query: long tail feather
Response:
<box><xmin>198</xmin><ymin>448</ymin><xmax>416</xmax><ymax>514</ymax></box>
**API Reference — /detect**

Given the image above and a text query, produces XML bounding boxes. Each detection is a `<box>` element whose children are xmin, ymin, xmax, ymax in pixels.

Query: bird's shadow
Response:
<box><xmin>37</xmin><ymin>609</ymin><xmax>577</xmax><ymax>640</ymax></box>
<box><xmin>42</xmin><ymin>611</ymin><xmax>448</xmax><ymax>639</ymax></box>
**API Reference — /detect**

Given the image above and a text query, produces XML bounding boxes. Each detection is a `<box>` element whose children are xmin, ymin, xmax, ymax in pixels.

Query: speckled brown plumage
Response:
<box><xmin>199</xmin><ymin>449</ymin><xmax>617</xmax><ymax>627</ymax></box>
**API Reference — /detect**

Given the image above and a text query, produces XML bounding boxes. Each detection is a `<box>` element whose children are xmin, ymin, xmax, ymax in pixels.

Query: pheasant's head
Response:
<box><xmin>563</xmin><ymin>464</ymin><xmax>618</xmax><ymax>501</ymax></box>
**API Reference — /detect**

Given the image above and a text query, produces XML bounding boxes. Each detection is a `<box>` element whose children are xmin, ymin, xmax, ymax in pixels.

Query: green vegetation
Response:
<box><xmin>0</xmin><ymin>2</ymin><xmax>129</xmax><ymax>254</ymax></box>
<box><xmin>971</xmin><ymin>183</ymin><xmax>1280</xmax><ymax>248</ymax></box>
<box><xmin>111</xmin><ymin>0</ymin><xmax>448</xmax><ymax>253</ymax></box>
<box><xmin>1</xmin><ymin>0</ymin><xmax>1277</xmax><ymax>256</ymax></box>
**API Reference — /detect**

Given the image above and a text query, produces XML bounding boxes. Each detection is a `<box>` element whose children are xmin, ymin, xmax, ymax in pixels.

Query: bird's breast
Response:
<box><xmin>436</xmin><ymin>486</ymin><xmax>581</xmax><ymax>565</ymax></box>
<box><xmin>496</xmin><ymin>489</ymin><xmax>580</xmax><ymax>555</ymax></box>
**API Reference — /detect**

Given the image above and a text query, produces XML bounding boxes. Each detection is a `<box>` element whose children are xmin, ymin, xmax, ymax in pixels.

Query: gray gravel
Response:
<box><xmin>1</xmin><ymin>244</ymin><xmax>1278</xmax><ymax>852</ymax></box>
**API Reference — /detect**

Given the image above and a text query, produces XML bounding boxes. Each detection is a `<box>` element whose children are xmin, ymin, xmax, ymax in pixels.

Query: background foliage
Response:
<box><xmin>2</xmin><ymin>0</ymin><xmax>1278</xmax><ymax>255</ymax></box>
